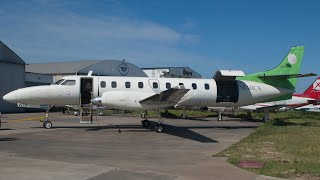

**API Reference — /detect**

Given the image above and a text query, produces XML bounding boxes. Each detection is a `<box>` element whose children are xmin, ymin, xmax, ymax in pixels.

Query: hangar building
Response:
<box><xmin>0</xmin><ymin>41</ymin><xmax>26</xmax><ymax>113</ymax></box>
<box><xmin>142</xmin><ymin>67</ymin><xmax>202</xmax><ymax>78</ymax></box>
<box><xmin>26</xmin><ymin>60</ymin><xmax>148</xmax><ymax>85</ymax></box>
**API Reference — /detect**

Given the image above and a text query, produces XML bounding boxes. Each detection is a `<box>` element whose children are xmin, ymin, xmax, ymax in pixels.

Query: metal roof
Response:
<box><xmin>142</xmin><ymin>67</ymin><xmax>202</xmax><ymax>78</ymax></box>
<box><xmin>26</xmin><ymin>60</ymin><xmax>148</xmax><ymax>77</ymax></box>
<box><xmin>0</xmin><ymin>41</ymin><xmax>25</xmax><ymax>65</ymax></box>
<box><xmin>26</xmin><ymin>60</ymin><xmax>101</xmax><ymax>74</ymax></box>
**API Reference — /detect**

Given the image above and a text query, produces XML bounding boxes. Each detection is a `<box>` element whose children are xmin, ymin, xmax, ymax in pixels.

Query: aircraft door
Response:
<box><xmin>216</xmin><ymin>80</ymin><xmax>239</xmax><ymax>103</ymax></box>
<box><xmin>80</xmin><ymin>78</ymin><xmax>93</xmax><ymax>105</ymax></box>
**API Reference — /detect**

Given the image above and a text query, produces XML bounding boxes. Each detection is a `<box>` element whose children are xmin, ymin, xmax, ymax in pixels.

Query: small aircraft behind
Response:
<box><xmin>210</xmin><ymin>77</ymin><xmax>320</xmax><ymax>121</ymax></box>
<box><xmin>296</xmin><ymin>104</ymin><xmax>320</xmax><ymax>112</ymax></box>
<box><xmin>3</xmin><ymin>46</ymin><xmax>314</xmax><ymax>132</ymax></box>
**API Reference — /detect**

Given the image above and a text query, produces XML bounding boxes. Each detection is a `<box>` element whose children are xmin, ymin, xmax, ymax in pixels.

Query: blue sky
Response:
<box><xmin>0</xmin><ymin>0</ymin><xmax>319</xmax><ymax>93</ymax></box>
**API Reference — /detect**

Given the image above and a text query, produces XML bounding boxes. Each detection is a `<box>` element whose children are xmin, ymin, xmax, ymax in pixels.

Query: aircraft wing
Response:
<box><xmin>139</xmin><ymin>88</ymin><xmax>190</xmax><ymax>107</ymax></box>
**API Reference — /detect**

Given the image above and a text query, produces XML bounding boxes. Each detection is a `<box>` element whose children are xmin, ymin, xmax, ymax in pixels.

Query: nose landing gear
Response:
<box><xmin>43</xmin><ymin>108</ymin><xmax>53</xmax><ymax>129</ymax></box>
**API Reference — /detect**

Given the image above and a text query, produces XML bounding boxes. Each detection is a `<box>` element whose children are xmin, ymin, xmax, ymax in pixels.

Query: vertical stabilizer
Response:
<box><xmin>238</xmin><ymin>46</ymin><xmax>304</xmax><ymax>90</ymax></box>
<box><xmin>295</xmin><ymin>77</ymin><xmax>320</xmax><ymax>99</ymax></box>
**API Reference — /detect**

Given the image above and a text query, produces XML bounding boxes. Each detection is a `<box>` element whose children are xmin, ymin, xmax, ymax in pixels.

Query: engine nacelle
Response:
<box><xmin>100</xmin><ymin>91</ymin><xmax>156</xmax><ymax>110</ymax></box>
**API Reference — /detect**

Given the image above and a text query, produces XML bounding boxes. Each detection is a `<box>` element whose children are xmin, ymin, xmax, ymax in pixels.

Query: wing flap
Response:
<box><xmin>139</xmin><ymin>88</ymin><xmax>190</xmax><ymax>106</ymax></box>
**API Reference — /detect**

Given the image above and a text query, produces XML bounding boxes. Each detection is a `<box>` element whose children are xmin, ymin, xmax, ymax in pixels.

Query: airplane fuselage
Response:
<box><xmin>3</xmin><ymin>75</ymin><xmax>294</xmax><ymax>110</ymax></box>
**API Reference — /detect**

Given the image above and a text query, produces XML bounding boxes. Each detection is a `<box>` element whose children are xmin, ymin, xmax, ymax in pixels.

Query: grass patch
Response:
<box><xmin>215</xmin><ymin>111</ymin><xmax>320</xmax><ymax>179</ymax></box>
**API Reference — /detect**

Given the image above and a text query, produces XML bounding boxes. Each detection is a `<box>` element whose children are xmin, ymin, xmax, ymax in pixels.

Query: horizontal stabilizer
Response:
<box><xmin>258</xmin><ymin>73</ymin><xmax>317</xmax><ymax>79</ymax></box>
<box><xmin>139</xmin><ymin>88</ymin><xmax>189</xmax><ymax>106</ymax></box>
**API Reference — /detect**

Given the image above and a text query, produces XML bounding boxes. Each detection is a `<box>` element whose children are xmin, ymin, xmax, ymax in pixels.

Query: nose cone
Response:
<box><xmin>3</xmin><ymin>90</ymin><xmax>19</xmax><ymax>103</ymax></box>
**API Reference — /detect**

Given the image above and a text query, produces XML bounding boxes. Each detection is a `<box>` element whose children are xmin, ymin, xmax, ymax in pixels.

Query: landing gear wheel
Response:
<box><xmin>141</xmin><ymin>120</ymin><xmax>150</xmax><ymax>128</ymax></box>
<box><xmin>217</xmin><ymin>115</ymin><xmax>222</xmax><ymax>121</ymax></box>
<box><xmin>155</xmin><ymin>124</ymin><xmax>164</xmax><ymax>133</ymax></box>
<box><xmin>140</xmin><ymin>113</ymin><xmax>148</xmax><ymax>119</ymax></box>
<box><xmin>180</xmin><ymin>114</ymin><xmax>187</xmax><ymax>119</ymax></box>
<box><xmin>43</xmin><ymin>121</ymin><xmax>52</xmax><ymax>129</ymax></box>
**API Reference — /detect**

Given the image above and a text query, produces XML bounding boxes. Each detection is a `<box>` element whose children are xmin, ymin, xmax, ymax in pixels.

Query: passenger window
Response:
<box><xmin>125</xmin><ymin>82</ymin><xmax>131</xmax><ymax>88</ymax></box>
<box><xmin>61</xmin><ymin>80</ymin><xmax>76</xmax><ymax>86</ymax></box>
<box><xmin>153</xmin><ymin>82</ymin><xmax>158</xmax><ymax>89</ymax></box>
<box><xmin>179</xmin><ymin>83</ymin><xmax>184</xmax><ymax>86</ymax></box>
<box><xmin>138</xmin><ymin>82</ymin><xmax>144</xmax><ymax>88</ymax></box>
<box><xmin>204</xmin><ymin>83</ymin><xmax>210</xmax><ymax>90</ymax></box>
<box><xmin>166</xmin><ymin>82</ymin><xmax>171</xmax><ymax>89</ymax></box>
<box><xmin>192</xmin><ymin>83</ymin><xmax>197</xmax><ymax>90</ymax></box>
<box><xmin>100</xmin><ymin>81</ymin><xmax>106</xmax><ymax>88</ymax></box>
<box><xmin>111</xmin><ymin>81</ymin><xmax>117</xmax><ymax>88</ymax></box>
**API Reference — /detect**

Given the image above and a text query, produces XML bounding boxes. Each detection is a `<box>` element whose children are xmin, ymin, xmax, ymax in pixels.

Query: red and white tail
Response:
<box><xmin>295</xmin><ymin>77</ymin><xmax>320</xmax><ymax>100</ymax></box>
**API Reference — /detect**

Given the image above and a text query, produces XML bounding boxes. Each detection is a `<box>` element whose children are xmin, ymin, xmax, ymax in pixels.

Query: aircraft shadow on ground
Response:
<box><xmin>272</xmin><ymin>118</ymin><xmax>319</xmax><ymax>127</ymax></box>
<box><xmin>0</xmin><ymin>137</ymin><xmax>19</xmax><ymax>141</ymax></box>
<box><xmin>0</xmin><ymin>128</ymin><xmax>14</xmax><ymax>131</ymax></box>
<box><xmin>37</xmin><ymin>120</ymin><xmax>258</xmax><ymax>143</ymax></box>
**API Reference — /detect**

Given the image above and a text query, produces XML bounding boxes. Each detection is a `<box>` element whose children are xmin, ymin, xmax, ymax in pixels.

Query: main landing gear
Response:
<box><xmin>154</xmin><ymin>109</ymin><xmax>165</xmax><ymax>133</ymax></box>
<box><xmin>141</xmin><ymin>111</ymin><xmax>150</xmax><ymax>128</ymax></box>
<box><xmin>140</xmin><ymin>110</ymin><xmax>165</xmax><ymax>133</ymax></box>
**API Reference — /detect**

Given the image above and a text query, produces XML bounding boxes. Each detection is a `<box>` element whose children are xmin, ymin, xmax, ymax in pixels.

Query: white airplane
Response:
<box><xmin>296</xmin><ymin>104</ymin><xmax>320</xmax><ymax>112</ymax></box>
<box><xmin>3</xmin><ymin>46</ymin><xmax>312</xmax><ymax>132</ymax></box>
<box><xmin>210</xmin><ymin>77</ymin><xmax>320</xmax><ymax>121</ymax></box>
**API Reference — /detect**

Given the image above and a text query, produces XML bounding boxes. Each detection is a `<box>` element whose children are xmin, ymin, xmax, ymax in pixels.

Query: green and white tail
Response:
<box><xmin>237</xmin><ymin>46</ymin><xmax>305</xmax><ymax>90</ymax></box>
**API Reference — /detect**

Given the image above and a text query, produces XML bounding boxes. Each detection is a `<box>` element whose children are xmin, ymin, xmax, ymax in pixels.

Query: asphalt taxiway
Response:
<box><xmin>0</xmin><ymin>112</ymin><xmax>282</xmax><ymax>180</ymax></box>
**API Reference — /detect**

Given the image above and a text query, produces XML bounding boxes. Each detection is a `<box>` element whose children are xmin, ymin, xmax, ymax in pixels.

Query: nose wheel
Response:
<box><xmin>43</xmin><ymin>121</ymin><xmax>52</xmax><ymax>129</ymax></box>
<box><xmin>42</xmin><ymin>108</ymin><xmax>53</xmax><ymax>129</ymax></box>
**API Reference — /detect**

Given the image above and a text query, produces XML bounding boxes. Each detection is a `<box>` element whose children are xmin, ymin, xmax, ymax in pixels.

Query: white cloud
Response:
<box><xmin>0</xmin><ymin>1</ymin><xmax>223</xmax><ymax>78</ymax></box>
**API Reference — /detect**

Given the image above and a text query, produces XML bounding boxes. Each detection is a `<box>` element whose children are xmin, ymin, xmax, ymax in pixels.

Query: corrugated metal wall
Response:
<box><xmin>0</xmin><ymin>62</ymin><xmax>25</xmax><ymax>113</ymax></box>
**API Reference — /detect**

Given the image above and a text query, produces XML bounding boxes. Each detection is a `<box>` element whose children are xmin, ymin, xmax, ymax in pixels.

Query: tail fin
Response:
<box><xmin>237</xmin><ymin>46</ymin><xmax>304</xmax><ymax>90</ymax></box>
<box><xmin>296</xmin><ymin>77</ymin><xmax>320</xmax><ymax>99</ymax></box>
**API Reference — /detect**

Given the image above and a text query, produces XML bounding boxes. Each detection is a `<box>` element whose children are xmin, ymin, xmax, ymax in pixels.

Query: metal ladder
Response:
<box><xmin>80</xmin><ymin>104</ymin><xmax>93</xmax><ymax>124</ymax></box>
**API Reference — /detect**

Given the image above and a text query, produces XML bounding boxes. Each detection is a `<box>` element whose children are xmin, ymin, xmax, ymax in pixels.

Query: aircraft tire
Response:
<box><xmin>142</xmin><ymin>120</ymin><xmax>150</xmax><ymax>128</ymax></box>
<box><xmin>155</xmin><ymin>124</ymin><xmax>164</xmax><ymax>133</ymax></box>
<box><xmin>180</xmin><ymin>114</ymin><xmax>187</xmax><ymax>119</ymax></box>
<box><xmin>217</xmin><ymin>116</ymin><xmax>222</xmax><ymax>121</ymax></box>
<box><xmin>43</xmin><ymin>121</ymin><xmax>52</xmax><ymax>129</ymax></box>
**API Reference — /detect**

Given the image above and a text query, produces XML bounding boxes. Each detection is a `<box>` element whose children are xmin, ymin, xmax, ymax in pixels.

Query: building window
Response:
<box><xmin>100</xmin><ymin>81</ymin><xmax>106</xmax><ymax>88</ymax></box>
<box><xmin>192</xmin><ymin>83</ymin><xmax>197</xmax><ymax>90</ymax></box>
<box><xmin>204</xmin><ymin>83</ymin><xmax>210</xmax><ymax>90</ymax></box>
<box><xmin>138</xmin><ymin>82</ymin><xmax>144</xmax><ymax>88</ymax></box>
<box><xmin>125</xmin><ymin>82</ymin><xmax>131</xmax><ymax>88</ymax></box>
<box><xmin>153</xmin><ymin>82</ymin><xmax>158</xmax><ymax>89</ymax></box>
<box><xmin>61</xmin><ymin>80</ymin><xmax>76</xmax><ymax>86</ymax></box>
<box><xmin>166</xmin><ymin>82</ymin><xmax>171</xmax><ymax>89</ymax></box>
<box><xmin>111</xmin><ymin>81</ymin><xmax>117</xmax><ymax>88</ymax></box>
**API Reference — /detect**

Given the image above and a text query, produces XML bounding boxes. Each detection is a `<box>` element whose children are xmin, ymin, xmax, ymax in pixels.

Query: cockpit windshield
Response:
<box><xmin>52</xmin><ymin>79</ymin><xmax>65</xmax><ymax>85</ymax></box>
<box><xmin>61</xmin><ymin>80</ymin><xmax>76</xmax><ymax>86</ymax></box>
